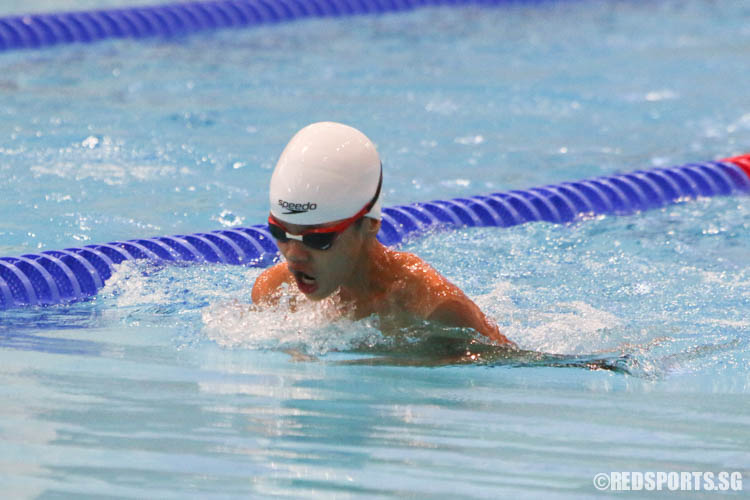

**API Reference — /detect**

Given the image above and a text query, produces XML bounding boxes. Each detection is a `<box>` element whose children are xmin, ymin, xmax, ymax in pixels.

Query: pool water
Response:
<box><xmin>1</xmin><ymin>0</ymin><xmax>749</xmax><ymax>497</ymax></box>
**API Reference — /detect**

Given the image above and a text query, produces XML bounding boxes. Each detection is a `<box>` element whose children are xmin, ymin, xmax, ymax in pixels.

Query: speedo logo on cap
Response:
<box><xmin>278</xmin><ymin>199</ymin><xmax>318</xmax><ymax>215</ymax></box>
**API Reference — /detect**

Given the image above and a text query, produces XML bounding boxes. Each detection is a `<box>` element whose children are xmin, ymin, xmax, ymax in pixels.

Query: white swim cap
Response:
<box><xmin>269</xmin><ymin>122</ymin><xmax>382</xmax><ymax>225</ymax></box>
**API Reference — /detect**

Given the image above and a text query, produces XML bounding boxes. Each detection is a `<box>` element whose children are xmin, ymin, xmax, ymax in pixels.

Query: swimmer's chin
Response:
<box><xmin>301</xmin><ymin>291</ymin><xmax>326</xmax><ymax>301</ymax></box>
<box><xmin>296</xmin><ymin>285</ymin><xmax>334</xmax><ymax>301</ymax></box>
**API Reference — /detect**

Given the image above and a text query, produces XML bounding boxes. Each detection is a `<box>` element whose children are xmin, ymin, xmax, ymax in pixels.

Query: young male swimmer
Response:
<box><xmin>252</xmin><ymin>122</ymin><xmax>516</xmax><ymax>348</ymax></box>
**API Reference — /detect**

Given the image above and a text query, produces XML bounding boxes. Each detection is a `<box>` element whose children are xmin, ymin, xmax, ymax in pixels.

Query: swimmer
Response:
<box><xmin>252</xmin><ymin>122</ymin><xmax>516</xmax><ymax>348</ymax></box>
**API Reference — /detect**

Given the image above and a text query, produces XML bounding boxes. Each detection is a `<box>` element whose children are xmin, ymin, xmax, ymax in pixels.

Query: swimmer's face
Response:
<box><xmin>275</xmin><ymin>218</ymin><xmax>374</xmax><ymax>300</ymax></box>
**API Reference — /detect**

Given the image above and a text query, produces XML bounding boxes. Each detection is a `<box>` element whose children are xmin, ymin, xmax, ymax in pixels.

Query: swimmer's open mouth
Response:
<box><xmin>292</xmin><ymin>270</ymin><xmax>318</xmax><ymax>292</ymax></box>
<box><xmin>297</xmin><ymin>271</ymin><xmax>316</xmax><ymax>284</ymax></box>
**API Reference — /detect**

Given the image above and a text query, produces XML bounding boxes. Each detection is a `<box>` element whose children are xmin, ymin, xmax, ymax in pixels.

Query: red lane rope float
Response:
<box><xmin>724</xmin><ymin>154</ymin><xmax>750</xmax><ymax>179</ymax></box>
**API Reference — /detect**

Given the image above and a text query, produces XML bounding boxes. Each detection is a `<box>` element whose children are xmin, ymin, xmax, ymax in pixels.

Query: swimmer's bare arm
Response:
<box><xmin>398</xmin><ymin>253</ymin><xmax>516</xmax><ymax>348</ymax></box>
<box><xmin>251</xmin><ymin>262</ymin><xmax>291</xmax><ymax>307</ymax></box>
<box><xmin>427</xmin><ymin>294</ymin><xmax>516</xmax><ymax>347</ymax></box>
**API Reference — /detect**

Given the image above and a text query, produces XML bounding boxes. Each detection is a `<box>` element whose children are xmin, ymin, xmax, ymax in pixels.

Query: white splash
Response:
<box><xmin>201</xmin><ymin>292</ymin><xmax>385</xmax><ymax>356</ymax></box>
<box><xmin>99</xmin><ymin>260</ymin><xmax>170</xmax><ymax>307</ymax></box>
<box><xmin>99</xmin><ymin>260</ymin><xmax>257</xmax><ymax>311</ymax></box>
<box><xmin>475</xmin><ymin>282</ymin><xmax>623</xmax><ymax>354</ymax></box>
<box><xmin>211</xmin><ymin>209</ymin><xmax>245</xmax><ymax>227</ymax></box>
<box><xmin>515</xmin><ymin>301</ymin><xmax>623</xmax><ymax>354</ymax></box>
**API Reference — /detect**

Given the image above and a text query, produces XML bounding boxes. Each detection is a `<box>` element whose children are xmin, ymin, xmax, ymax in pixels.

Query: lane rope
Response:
<box><xmin>2</xmin><ymin>0</ymin><xmax>560</xmax><ymax>52</ymax></box>
<box><xmin>2</xmin><ymin>155</ymin><xmax>748</xmax><ymax>309</ymax></box>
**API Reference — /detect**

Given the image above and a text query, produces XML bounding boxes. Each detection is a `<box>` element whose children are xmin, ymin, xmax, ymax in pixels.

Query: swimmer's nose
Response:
<box><xmin>283</xmin><ymin>239</ymin><xmax>310</xmax><ymax>262</ymax></box>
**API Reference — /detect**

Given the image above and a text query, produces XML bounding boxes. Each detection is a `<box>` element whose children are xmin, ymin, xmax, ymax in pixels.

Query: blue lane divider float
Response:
<box><xmin>0</xmin><ymin>0</ymin><xmax>559</xmax><ymax>52</ymax></box>
<box><xmin>1</xmin><ymin>156</ymin><xmax>749</xmax><ymax>309</ymax></box>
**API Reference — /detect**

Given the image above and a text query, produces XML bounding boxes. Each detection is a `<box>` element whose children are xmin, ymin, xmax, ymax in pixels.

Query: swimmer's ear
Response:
<box><xmin>363</xmin><ymin>217</ymin><xmax>380</xmax><ymax>237</ymax></box>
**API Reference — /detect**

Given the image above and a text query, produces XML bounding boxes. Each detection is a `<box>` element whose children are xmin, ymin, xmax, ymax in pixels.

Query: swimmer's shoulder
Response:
<box><xmin>386</xmin><ymin>250</ymin><xmax>514</xmax><ymax>346</ymax></box>
<box><xmin>387</xmin><ymin>250</ymin><xmax>461</xmax><ymax>310</ymax></box>
<box><xmin>389</xmin><ymin>250</ymin><xmax>453</xmax><ymax>287</ymax></box>
<box><xmin>251</xmin><ymin>262</ymin><xmax>292</xmax><ymax>305</ymax></box>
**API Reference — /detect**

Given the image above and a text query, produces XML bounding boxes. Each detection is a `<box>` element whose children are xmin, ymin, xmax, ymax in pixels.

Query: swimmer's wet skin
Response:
<box><xmin>252</xmin><ymin>122</ymin><xmax>516</xmax><ymax>348</ymax></box>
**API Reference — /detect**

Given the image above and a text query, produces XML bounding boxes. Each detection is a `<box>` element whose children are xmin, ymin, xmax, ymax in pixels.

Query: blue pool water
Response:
<box><xmin>1</xmin><ymin>0</ymin><xmax>749</xmax><ymax>497</ymax></box>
